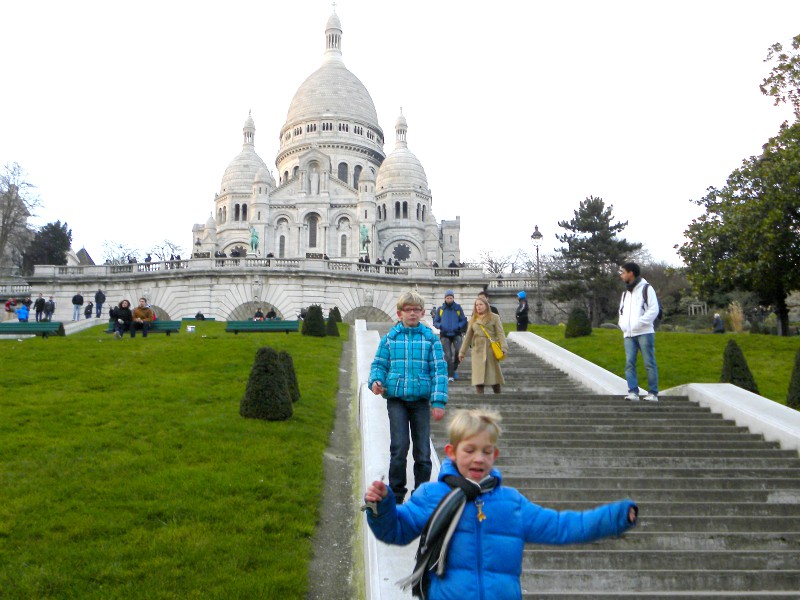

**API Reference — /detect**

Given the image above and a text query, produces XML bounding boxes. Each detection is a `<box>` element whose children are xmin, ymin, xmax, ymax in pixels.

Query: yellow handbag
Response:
<box><xmin>479</xmin><ymin>323</ymin><xmax>505</xmax><ymax>361</ymax></box>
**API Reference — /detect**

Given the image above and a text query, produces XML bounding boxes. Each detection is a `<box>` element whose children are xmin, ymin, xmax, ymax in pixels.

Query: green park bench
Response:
<box><xmin>105</xmin><ymin>320</ymin><xmax>182</xmax><ymax>336</ymax></box>
<box><xmin>225</xmin><ymin>320</ymin><xmax>300</xmax><ymax>334</ymax></box>
<box><xmin>0</xmin><ymin>321</ymin><xmax>65</xmax><ymax>338</ymax></box>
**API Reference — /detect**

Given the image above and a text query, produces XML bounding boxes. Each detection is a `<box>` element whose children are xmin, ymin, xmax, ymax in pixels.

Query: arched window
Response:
<box><xmin>337</xmin><ymin>217</ymin><xmax>350</xmax><ymax>230</ymax></box>
<box><xmin>383</xmin><ymin>204</ymin><xmax>387</xmax><ymax>221</ymax></box>
<box><xmin>422</xmin><ymin>206</ymin><xmax>426</xmax><ymax>221</ymax></box>
<box><xmin>338</xmin><ymin>162</ymin><xmax>348</xmax><ymax>183</ymax></box>
<box><xmin>279</xmin><ymin>235</ymin><xmax>286</xmax><ymax>258</ymax></box>
<box><xmin>353</xmin><ymin>165</ymin><xmax>362</xmax><ymax>189</ymax></box>
<box><xmin>308</xmin><ymin>215</ymin><xmax>318</xmax><ymax>248</ymax></box>
<box><xmin>340</xmin><ymin>234</ymin><xmax>347</xmax><ymax>257</ymax></box>
<box><xmin>416</xmin><ymin>204</ymin><xmax>420</xmax><ymax>220</ymax></box>
<box><xmin>242</xmin><ymin>204</ymin><xmax>248</xmax><ymax>221</ymax></box>
<box><xmin>293</xmin><ymin>166</ymin><xmax>299</xmax><ymax>179</ymax></box>
<box><xmin>283</xmin><ymin>170</ymin><xmax>288</xmax><ymax>183</ymax></box>
<box><xmin>217</xmin><ymin>208</ymin><xmax>222</xmax><ymax>223</ymax></box>
<box><xmin>223</xmin><ymin>206</ymin><xmax>227</xmax><ymax>223</ymax></box>
<box><xmin>402</xmin><ymin>202</ymin><xmax>408</xmax><ymax>219</ymax></box>
<box><xmin>377</xmin><ymin>206</ymin><xmax>382</xmax><ymax>220</ymax></box>
<box><xmin>234</xmin><ymin>204</ymin><xmax>240</xmax><ymax>221</ymax></box>
<box><xmin>395</xmin><ymin>202</ymin><xmax>400</xmax><ymax>219</ymax></box>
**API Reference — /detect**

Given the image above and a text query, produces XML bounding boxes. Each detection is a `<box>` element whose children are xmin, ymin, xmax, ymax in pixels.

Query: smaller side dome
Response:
<box><xmin>254</xmin><ymin>166</ymin><xmax>275</xmax><ymax>186</ymax></box>
<box><xmin>326</xmin><ymin>11</ymin><xmax>342</xmax><ymax>31</ymax></box>
<box><xmin>360</xmin><ymin>167</ymin><xmax>376</xmax><ymax>183</ymax></box>
<box><xmin>205</xmin><ymin>214</ymin><xmax>216</xmax><ymax>228</ymax></box>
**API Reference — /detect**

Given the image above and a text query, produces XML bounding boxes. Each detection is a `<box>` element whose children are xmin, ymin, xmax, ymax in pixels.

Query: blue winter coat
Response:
<box><xmin>368</xmin><ymin>322</ymin><xmax>448</xmax><ymax>408</ymax></box>
<box><xmin>367</xmin><ymin>459</ymin><xmax>636</xmax><ymax>600</ymax></box>
<box><xmin>433</xmin><ymin>301</ymin><xmax>467</xmax><ymax>337</ymax></box>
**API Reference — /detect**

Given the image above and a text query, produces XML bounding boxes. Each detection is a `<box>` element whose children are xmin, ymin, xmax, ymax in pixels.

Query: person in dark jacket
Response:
<box><xmin>33</xmin><ymin>294</ymin><xmax>46</xmax><ymax>322</ymax></box>
<box><xmin>712</xmin><ymin>313</ymin><xmax>725</xmax><ymax>334</ymax></box>
<box><xmin>432</xmin><ymin>290</ymin><xmax>467</xmax><ymax>382</ymax></box>
<box><xmin>71</xmin><ymin>292</ymin><xmax>84</xmax><ymax>321</ymax></box>
<box><xmin>84</xmin><ymin>301</ymin><xmax>94</xmax><ymax>319</ymax></box>
<box><xmin>364</xmin><ymin>409</ymin><xmax>638</xmax><ymax>600</ymax></box>
<box><xmin>94</xmin><ymin>289</ymin><xmax>106</xmax><ymax>318</ymax></box>
<box><xmin>44</xmin><ymin>297</ymin><xmax>55</xmax><ymax>321</ymax></box>
<box><xmin>112</xmin><ymin>299</ymin><xmax>133</xmax><ymax>339</ymax></box>
<box><xmin>515</xmin><ymin>290</ymin><xmax>529</xmax><ymax>331</ymax></box>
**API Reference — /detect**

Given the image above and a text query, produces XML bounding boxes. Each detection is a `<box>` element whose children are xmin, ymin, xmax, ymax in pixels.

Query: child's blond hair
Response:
<box><xmin>448</xmin><ymin>408</ymin><xmax>503</xmax><ymax>447</ymax></box>
<box><xmin>396</xmin><ymin>290</ymin><xmax>426</xmax><ymax>311</ymax></box>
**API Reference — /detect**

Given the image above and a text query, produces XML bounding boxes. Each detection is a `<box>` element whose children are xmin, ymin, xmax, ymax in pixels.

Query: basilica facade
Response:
<box><xmin>192</xmin><ymin>11</ymin><xmax>461</xmax><ymax>265</ymax></box>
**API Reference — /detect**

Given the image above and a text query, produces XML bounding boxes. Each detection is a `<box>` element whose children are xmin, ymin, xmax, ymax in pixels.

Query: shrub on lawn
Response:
<box><xmin>325</xmin><ymin>314</ymin><xmax>340</xmax><ymax>337</ymax></box>
<box><xmin>240</xmin><ymin>347</ymin><xmax>293</xmax><ymax>420</ymax></box>
<box><xmin>278</xmin><ymin>350</ymin><xmax>301</xmax><ymax>403</ymax></box>
<box><xmin>565</xmin><ymin>307</ymin><xmax>592</xmax><ymax>338</ymax></box>
<box><xmin>720</xmin><ymin>339</ymin><xmax>759</xmax><ymax>395</ymax></box>
<box><xmin>301</xmin><ymin>305</ymin><xmax>326</xmax><ymax>337</ymax></box>
<box><xmin>786</xmin><ymin>348</ymin><xmax>800</xmax><ymax>411</ymax></box>
<box><xmin>329</xmin><ymin>306</ymin><xmax>342</xmax><ymax>322</ymax></box>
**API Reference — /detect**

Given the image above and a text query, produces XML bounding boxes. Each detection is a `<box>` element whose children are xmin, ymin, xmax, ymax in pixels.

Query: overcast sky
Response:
<box><xmin>2</xmin><ymin>0</ymin><xmax>798</xmax><ymax>267</ymax></box>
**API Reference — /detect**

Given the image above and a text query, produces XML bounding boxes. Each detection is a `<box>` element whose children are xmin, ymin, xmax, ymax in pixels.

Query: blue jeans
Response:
<box><xmin>96</xmin><ymin>303</ymin><xmax>103</xmax><ymax>318</ymax></box>
<box><xmin>440</xmin><ymin>335</ymin><xmax>462</xmax><ymax>378</ymax></box>
<box><xmin>386</xmin><ymin>398</ymin><xmax>432</xmax><ymax>499</ymax></box>
<box><xmin>72</xmin><ymin>305</ymin><xmax>82</xmax><ymax>320</ymax></box>
<box><xmin>624</xmin><ymin>334</ymin><xmax>658</xmax><ymax>394</ymax></box>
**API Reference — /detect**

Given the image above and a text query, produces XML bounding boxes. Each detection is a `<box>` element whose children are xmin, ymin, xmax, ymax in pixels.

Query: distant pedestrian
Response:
<box><xmin>84</xmin><ymin>302</ymin><xmax>94</xmax><ymax>319</ymax></box>
<box><xmin>44</xmin><ymin>297</ymin><xmax>55</xmax><ymax>321</ymax></box>
<box><xmin>712</xmin><ymin>313</ymin><xmax>725</xmax><ymax>334</ymax></box>
<box><xmin>618</xmin><ymin>262</ymin><xmax>660</xmax><ymax>402</ymax></box>
<box><xmin>459</xmin><ymin>296</ymin><xmax>507</xmax><ymax>394</ymax></box>
<box><xmin>71</xmin><ymin>292</ymin><xmax>84</xmax><ymax>321</ymax></box>
<box><xmin>515</xmin><ymin>291</ymin><xmax>529</xmax><ymax>331</ymax></box>
<box><xmin>94</xmin><ymin>289</ymin><xmax>106</xmax><ymax>318</ymax></box>
<box><xmin>432</xmin><ymin>290</ymin><xmax>467</xmax><ymax>382</ymax></box>
<box><xmin>15</xmin><ymin>303</ymin><xmax>29</xmax><ymax>322</ymax></box>
<box><xmin>33</xmin><ymin>294</ymin><xmax>46</xmax><ymax>322</ymax></box>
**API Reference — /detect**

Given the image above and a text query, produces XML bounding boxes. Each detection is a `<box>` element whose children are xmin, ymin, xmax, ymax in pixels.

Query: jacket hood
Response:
<box><xmin>387</xmin><ymin>321</ymin><xmax>436</xmax><ymax>340</ymax></box>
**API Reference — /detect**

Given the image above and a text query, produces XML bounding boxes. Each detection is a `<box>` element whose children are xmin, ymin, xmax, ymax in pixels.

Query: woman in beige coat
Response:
<box><xmin>459</xmin><ymin>296</ymin><xmax>508</xmax><ymax>394</ymax></box>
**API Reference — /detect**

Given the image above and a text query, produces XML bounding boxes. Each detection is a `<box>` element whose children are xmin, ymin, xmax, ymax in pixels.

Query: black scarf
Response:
<box><xmin>397</xmin><ymin>474</ymin><xmax>498</xmax><ymax>599</ymax></box>
<box><xmin>625</xmin><ymin>276</ymin><xmax>642</xmax><ymax>293</ymax></box>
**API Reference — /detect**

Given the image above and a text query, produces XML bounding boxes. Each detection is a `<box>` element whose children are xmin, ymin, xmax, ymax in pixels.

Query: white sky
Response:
<box><xmin>2</xmin><ymin>0</ymin><xmax>798</xmax><ymax>267</ymax></box>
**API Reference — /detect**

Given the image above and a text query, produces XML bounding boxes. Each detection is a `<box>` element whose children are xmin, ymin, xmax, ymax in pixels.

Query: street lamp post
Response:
<box><xmin>530</xmin><ymin>225</ymin><xmax>543</xmax><ymax>323</ymax></box>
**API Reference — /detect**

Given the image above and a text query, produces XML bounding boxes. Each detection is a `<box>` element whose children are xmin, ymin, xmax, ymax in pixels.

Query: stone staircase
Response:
<box><xmin>432</xmin><ymin>347</ymin><xmax>800</xmax><ymax>598</ymax></box>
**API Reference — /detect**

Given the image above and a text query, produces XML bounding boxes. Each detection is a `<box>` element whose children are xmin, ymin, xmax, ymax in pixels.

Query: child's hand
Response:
<box><xmin>371</xmin><ymin>381</ymin><xmax>384</xmax><ymax>395</ymax></box>
<box><xmin>432</xmin><ymin>407</ymin><xmax>445</xmax><ymax>422</ymax></box>
<box><xmin>365</xmin><ymin>479</ymin><xmax>388</xmax><ymax>503</ymax></box>
<box><xmin>457</xmin><ymin>354</ymin><xmax>464</xmax><ymax>362</ymax></box>
<box><xmin>628</xmin><ymin>505</ymin><xmax>638</xmax><ymax>524</ymax></box>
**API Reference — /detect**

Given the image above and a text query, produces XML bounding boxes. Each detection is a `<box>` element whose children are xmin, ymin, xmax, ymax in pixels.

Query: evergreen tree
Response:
<box><xmin>720</xmin><ymin>339</ymin><xmax>760</xmax><ymax>395</ymax></box>
<box><xmin>564</xmin><ymin>307</ymin><xmax>592</xmax><ymax>338</ymax></box>
<box><xmin>240</xmin><ymin>347</ymin><xmax>293</xmax><ymax>421</ymax></box>
<box><xmin>302</xmin><ymin>304</ymin><xmax>327</xmax><ymax>337</ymax></box>
<box><xmin>550</xmin><ymin>196</ymin><xmax>641</xmax><ymax>326</ymax></box>
<box><xmin>786</xmin><ymin>348</ymin><xmax>800</xmax><ymax>411</ymax></box>
<box><xmin>325</xmin><ymin>314</ymin><xmax>340</xmax><ymax>336</ymax></box>
<box><xmin>330</xmin><ymin>306</ymin><xmax>342</xmax><ymax>322</ymax></box>
<box><xmin>278</xmin><ymin>350</ymin><xmax>301</xmax><ymax>403</ymax></box>
<box><xmin>21</xmin><ymin>220</ymin><xmax>72</xmax><ymax>275</ymax></box>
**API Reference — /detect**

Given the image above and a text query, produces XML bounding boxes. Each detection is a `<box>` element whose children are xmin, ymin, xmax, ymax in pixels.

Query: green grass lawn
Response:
<box><xmin>0</xmin><ymin>322</ymin><xmax>346</xmax><ymax>599</ymax></box>
<box><xmin>514</xmin><ymin>324</ymin><xmax>800</xmax><ymax>405</ymax></box>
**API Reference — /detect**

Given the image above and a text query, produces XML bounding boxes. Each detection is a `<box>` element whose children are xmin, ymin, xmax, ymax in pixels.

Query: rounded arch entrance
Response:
<box><xmin>227</xmin><ymin>301</ymin><xmax>285</xmax><ymax>321</ymax></box>
<box><xmin>342</xmin><ymin>306</ymin><xmax>393</xmax><ymax>324</ymax></box>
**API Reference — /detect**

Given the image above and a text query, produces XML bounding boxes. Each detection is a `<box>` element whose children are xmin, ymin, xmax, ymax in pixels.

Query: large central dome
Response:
<box><xmin>283</xmin><ymin>12</ymin><xmax>379</xmax><ymax>131</ymax></box>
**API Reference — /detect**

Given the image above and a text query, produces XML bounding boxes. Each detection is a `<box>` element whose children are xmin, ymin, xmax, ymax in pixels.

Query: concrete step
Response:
<box><xmin>523</xmin><ymin>549</ymin><xmax>799</xmax><ymax>570</ymax></box>
<box><xmin>503</xmin><ymin>475</ymin><xmax>800</xmax><ymax>491</ymax></box>
<box><xmin>517</xmin><ymin>487</ymin><xmax>800</xmax><ymax>504</ymax></box>
<box><xmin>519</xmin><ymin>569</ymin><xmax>800</xmax><ymax>593</ymax></box>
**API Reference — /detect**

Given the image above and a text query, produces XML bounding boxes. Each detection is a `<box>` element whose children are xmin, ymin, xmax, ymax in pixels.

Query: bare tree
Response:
<box><xmin>0</xmin><ymin>162</ymin><xmax>40</xmax><ymax>268</ymax></box>
<box><xmin>102</xmin><ymin>241</ymin><xmax>141</xmax><ymax>264</ymax></box>
<box><xmin>149</xmin><ymin>240</ymin><xmax>185</xmax><ymax>262</ymax></box>
<box><xmin>479</xmin><ymin>249</ymin><xmax>513</xmax><ymax>275</ymax></box>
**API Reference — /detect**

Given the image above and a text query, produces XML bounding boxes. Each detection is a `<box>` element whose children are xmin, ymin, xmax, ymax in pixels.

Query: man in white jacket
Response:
<box><xmin>618</xmin><ymin>262</ymin><xmax>659</xmax><ymax>401</ymax></box>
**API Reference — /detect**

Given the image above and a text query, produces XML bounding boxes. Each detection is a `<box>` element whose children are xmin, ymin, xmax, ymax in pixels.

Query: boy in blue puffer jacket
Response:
<box><xmin>364</xmin><ymin>409</ymin><xmax>638</xmax><ymax>599</ymax></box>
<box><xmin>369</xmin><ymin>290</ymin><xmax>449</xmax><ymax>505</ymax></box>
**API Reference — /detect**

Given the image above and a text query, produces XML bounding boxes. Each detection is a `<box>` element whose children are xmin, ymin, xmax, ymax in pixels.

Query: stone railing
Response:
<box><xmin>31</xmin><ymin>257</ymin><xmax>483</xmax><ymax>281</ymax></box>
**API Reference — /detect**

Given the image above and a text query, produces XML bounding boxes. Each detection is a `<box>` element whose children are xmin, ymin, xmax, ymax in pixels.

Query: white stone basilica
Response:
<box><xmin>191</xmin><ymin>11</ymin><xmax>461</xmax><ymax>265</ymax></box>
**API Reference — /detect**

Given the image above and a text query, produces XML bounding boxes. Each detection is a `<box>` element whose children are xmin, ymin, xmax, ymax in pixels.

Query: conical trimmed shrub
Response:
<box><xmin>565</xmin><ymin>307</ymin><xmax>592</xmax><ymax>338</ymax></box>
<box><xmin>786</xmin><ymin>348</ymin><xmax>800</xmax><ymax>411</ymax></box>
<box><xmin>278</xmin><ymin>350</ymin><xmax>301</xmax><ymax>403</ymax></box>
<box><xmin>326</xmin><ymin>314</ymin><xmax>340</xmax><ymax>337</ymax></box>
<box><xmin>240</xmin><ymin>347</ymin><xmax>293</xmax><ymax>420</ymax></box>
<box><xmin>720</xmin><ymin>339</ymin><xmax>759</xmax><ymax>395</ymax></box>
<box><xmin>330</xmin><ymin>306</ymin><xmax>342</xmax><ymax>323</ymax></box>
<box><xmin>302</xmin><ymin>304</ymin><xmax>326</xmax><ymax>337</ymax></box>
